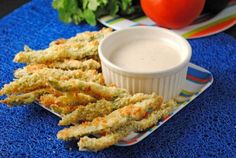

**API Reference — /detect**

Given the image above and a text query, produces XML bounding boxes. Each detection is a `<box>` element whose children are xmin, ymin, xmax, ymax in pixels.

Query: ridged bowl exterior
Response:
<box><xmin>101</xmin><ymin>62</ymin><xmax>188</xmax><ymax>101</ymax></box>
<box><xmin>99</xmin><ymin>27</ymin><xmax>192</xmax><ymax>101</ymax></box>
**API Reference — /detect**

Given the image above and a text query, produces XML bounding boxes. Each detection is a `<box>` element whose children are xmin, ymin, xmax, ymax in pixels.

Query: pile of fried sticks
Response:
<box><xmin>0</xmin><ymin>28</ymin><xmax>177</xmax><ymax>152</ymax></box>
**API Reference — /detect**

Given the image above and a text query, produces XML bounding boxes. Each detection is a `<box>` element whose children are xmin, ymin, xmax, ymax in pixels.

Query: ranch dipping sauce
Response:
<box><xmin>109</xmin><ymin>39</ymin><xmax>182</xmax><ymax>72</ymax></box>
<box><xmin>99</xmin><ymin>26</ymin><xmax>192</xmax><ymax>100</ymax></box>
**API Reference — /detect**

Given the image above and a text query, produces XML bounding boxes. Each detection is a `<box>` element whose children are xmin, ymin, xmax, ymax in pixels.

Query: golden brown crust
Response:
<box><xmin>49</xmin><ymin>28</ymin><xmax>112</xmax><ymax>46</ymax></box>
<box><xmin>48</xmin><ymin>78</ymin><xmax>127</xmax><ymax>100</ymax></box>
<box><xmin>58</xmin><ymin>93</ymin><xmax>153</xmax><ymax>125</ymax></box>
<box><xmin>0</xmin><ymin>28</ymin><xmax>179</xmax><ymax>152</ymax></box>
<box><xmin>14</xmin><ymin>28</ymin><xmax>112</xmax><ymax>64</ymax></box>
<box><xmin>78</xmin><ymin>100</ymin><xmax>176</xmax><ymax>152</ymax></box>
<box><xmin>14</xmin><ymin>41</ymin><xmax>99</xmax><ymax>64</ymax></box>
<box><xmin>1</xmin><ymin>69</ymin><xmax>103</xmax><ymax>96</ymax></box>
<box><xmin>57</xmin><ymin>95</ymin><xmax>162</xmax><ymax>141</ymax></box>
<box><xmin>14</xmin><ymin>59</ymin><xmax>101</xmax><ymax>78</ymax></box>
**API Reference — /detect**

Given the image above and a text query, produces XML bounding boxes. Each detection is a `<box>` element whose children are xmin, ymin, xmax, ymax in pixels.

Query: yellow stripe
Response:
<box><xmin>100</xmin><ymin>16</ymin><xmax>114</xmax><ymax>22</ymax></box>
<box><xmin>109</xmin><ymin>18</ymin><xmax>125</xmax><ymax>25</ymax></box>
<box><xmin>133</xmin><ymin>16</ymin><xmax>147</xmax><ymax>22</ymax></box>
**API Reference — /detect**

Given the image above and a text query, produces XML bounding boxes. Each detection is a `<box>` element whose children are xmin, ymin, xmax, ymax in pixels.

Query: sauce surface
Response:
<box><xmin>109</xmin><ymin>39</ymin><xmax>181</xmax><ymax>72</ymax></box>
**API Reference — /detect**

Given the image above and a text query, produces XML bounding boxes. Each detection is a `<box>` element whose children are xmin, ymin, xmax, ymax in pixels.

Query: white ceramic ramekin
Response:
<box><xmin>99</xmin><ymin>26</ymin><xmax>192</xmax><ymax>101</ymax></box>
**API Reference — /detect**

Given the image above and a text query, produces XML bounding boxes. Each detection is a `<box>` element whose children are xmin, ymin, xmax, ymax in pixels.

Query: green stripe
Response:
<box><xmin>175</xmin><ymin>99</ymin><xmax>188</xmax><ymax>105</ymax></box>
<box><xmin>108</xmin><ymin>18</ymin><xmax>125</xmax><ymax>25</ymax></box>
<box><xmin>133</xmin><ymin>16</ymin><xmax>147</xmax><ymax>22</ymax></box>
<box><xmin>181</xmin><ymin>90</ymin><xmax>195</xmax><ymax>95</ymax></box>
<box><xmin>183</xmin><ymin>14</ymin><xmax>236</xmax><ymax>38</ymax></box>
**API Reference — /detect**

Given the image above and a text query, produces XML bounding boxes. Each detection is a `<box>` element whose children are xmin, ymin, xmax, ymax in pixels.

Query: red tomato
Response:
<box><xmin>141</xmin><ymin>0</ymin><xmax>205</xmax><ymax>29</ymax></box>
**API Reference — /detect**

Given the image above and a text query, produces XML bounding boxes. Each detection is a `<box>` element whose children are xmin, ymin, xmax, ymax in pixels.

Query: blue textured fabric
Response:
<box><xmin>0</xmin><ymin>0</ymin><xmax>235</xmax><ymax>157</ymax></box>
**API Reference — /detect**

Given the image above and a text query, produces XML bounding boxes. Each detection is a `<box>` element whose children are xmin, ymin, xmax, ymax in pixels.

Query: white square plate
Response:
<box><xmin>38</xmin><ymin>63</ymin><xmax>213</xmax><ymax>146</ymax></box>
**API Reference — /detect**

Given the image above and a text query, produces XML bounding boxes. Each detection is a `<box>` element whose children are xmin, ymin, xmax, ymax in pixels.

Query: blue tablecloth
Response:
<box><xmin>0</xmin><ymin>0</ymin><xmax>235</xmax><ymax>157</ymax></box>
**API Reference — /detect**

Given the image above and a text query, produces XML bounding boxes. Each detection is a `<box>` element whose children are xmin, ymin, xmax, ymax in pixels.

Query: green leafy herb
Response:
<box><xmin>52</xmin><ymin>0</ymin><xmax>141</xmax><ymax>26</ymax></box>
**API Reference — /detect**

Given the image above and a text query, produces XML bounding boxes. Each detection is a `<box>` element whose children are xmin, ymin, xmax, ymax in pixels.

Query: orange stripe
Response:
<box><xmin>162</xmin><ymin>115</ymin><xmax>170</xmax><ymax>122</ymax></box>
<box><xmin>190</xmin><ymin>18</ymin><xmax>236</xmax><ymax>38</ymax></box>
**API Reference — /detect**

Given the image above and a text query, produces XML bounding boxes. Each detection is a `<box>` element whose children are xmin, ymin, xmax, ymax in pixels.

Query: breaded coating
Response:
<box><xmin>48</xmin><ymin>78</ymin><xmax>127</xmax><ymax>100</ymax></box>
<box><xmin>78</xmin><ymin>100</ymin><xmax>177</xmax><ymax>152</ymax></box>
<box><xmin>59</xmin><ymin>99</ymin><xmax>113</xmax><ymax>125</ymax></box>
<box><xmin>47</xmin><ymin>59</ymin><xmax>100</xmax><ymax>71</ymax></box>
<box><xmin>50</xmin><ymin>28</ymin><xmax>112</xmax><ymax>46</ymax></box>
<box><xmin>68</xmin><ymin>28</ymin><xmax>112</xmax><ymax>43</ymax></box>
<box><xmin>39</xmin><ymin>94</ymin><xmax>83</xmax><ymax>115</ymax></box>
<box><xmin>0</xmin><ymin>28</ymin><xmax>179</xmax><ymax>152</ymax></box>
<box><xmin>55</xmin><ymin>93</ymin><xmax>96</xmax><ymax>106</ymax></box>
<box><xmin>0</xmin><ymin>88</ymin><xmax>61</xmax><ymax>106</ymax></box>
<box><xmin>133</xmin><ymin>100</ymin><xmax>177</xmax><ymax>131</ymax></box>
<box><xmin>14</xmin><ymin>59</ymin><xmax>100</xmax><ymax>78</ymax></box>
<box><xmin>14</xmin><ymin>64</ymin><xmax>47</xmax><ymax>78</ymax></box>
<box><xmin>40</xmin><ymin>92</ymin><xmax>96</xmax><ymax>106</ymax></box>
<box><xmin>50</xmin><ymin>104</ymin><xmax>80</xmax><ymax>115</ymax></box>
<box><xmin>14</xmin><ymin>40</ymin><xmax>99</xmax><ymax>64</ymax></box>
<box><xmin>0</xmin><ymin>93</ymin><xmax>36</xmax><ymax>106</ymax></box>
<box><xmin>59</xmin><ymin>93</ymin><xmax>153</xmax><ymax>125</ymax></box>
<box><xmin>112</xmin><ymin>93</ymin><xmax>152</xmax><ymax>109</ymax></box>
<box><xmin>57</xmin><ymin>95</ymin><xmax>163</xmax><ymax>141</ymax></box>
<box><xmin>39</xmin><ymin>94</ymin><xmax>57</xmax><ymax>107</ymax></box>
<box><xmin>78</xmin><ymin>125</ymin><xmax>132</xmax><ymax>152</ymax></box>
<box><xmin>14</xmin><ymin>65</ymin><xmax>46</xmax><ymax>78</ymax></box>
<box><xmin>1</xmin><ymin>69</ymin><xmax>103</xmax><ymax>96</ymax></box>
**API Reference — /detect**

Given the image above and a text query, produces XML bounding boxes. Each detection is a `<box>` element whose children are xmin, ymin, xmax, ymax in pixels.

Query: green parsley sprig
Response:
<box><xmin>52</xmin><ymin>0</ymin><xmax>141</xmax><ymax>26</ymax></box>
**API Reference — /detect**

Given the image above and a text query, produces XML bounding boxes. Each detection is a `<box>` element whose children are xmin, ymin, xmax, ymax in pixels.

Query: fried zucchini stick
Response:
<box><xmin>0</xmin><ymin>94</ymin><xmax>36</xmax><ymax>106</ymax></box>
<box><xmin>14</xmin><ymin>64</ymin><xmax>47</xmax><ymax>78</ymax></box>
<box><xmin>78</xmin><ymin>125</ymin><xmax>132</xmax><ymax>152</ymax></box>
<box><xmin>0</xmin><ymin>88</ymin><xmax>58</xmax><ymax>106</ymax></box>
<box><xmin>133</xmin><ymin>100</ymin><xmax>177</xmax><ymax>131</ymax></box>
<box><xmin>50</xmin><ymin>28</ymin><xmax>112</xmax><ymax>46</ymax></box>
<box><xmin>39</xmin><ymin>94</ymin><xmax>82</xmax><ymax>115</ymax></box>
<box><xmin>59</xmin><ymin>99</ymin><xmax>113</xmax><ymax>125</ymax></box>
<box><xmin>0</xmin><ymin>69</ymin><xmax>103</xmax><ymax>96</ymax></box>
<box><xmin>14</xmin><ymin>41</ymin><xmax>99</xmax><ymax>64</ymax></box>
<box><xmin>50</xmin><ymin>104</ymin><xmax>80</xmax><ymax>115</ymax></box>
<box><xmin>48</xmin><ymin>79</ymin><xmax>127</xmax><ymax>100</ymax></box>
<box><xmin>14</xmin><ymin>59</ymin><xmax>100</xmax><ymax>78</ymax></box>
<box><xmin>78</xmin><ymin>100</ymin><xmax>177</xmax><ymax>152</ymax></box>
<box><xmin>56</xmin><ymin>93</ymin><xmax>96</xmax><ymax>106</ymax></box>
<box><xmin>57</xmin><ymin>95</ymin><xmax>163</xmax><ymax>141</ymax></box>
<box><xmin>39</xmin><ymin>94</ymin><xmax>57</xmax><ymax>107</ymax></box>
<box><xmin>39</xmin><ymin>92</ymin><xmax>96</xmax><ymax>107</ymax></box>
<box><xmin>68</xmin><ymin>28</ymin><xmax>112</xmax><ymax>43</ymax></box>
<box><xmin>62</xmin><ymin>99</ymin><xmax>114</xmax><ymax>123</ymax></box>
<box><xmin>47</xmin><ymin>59</ymin><xmax>100</xmax><ymax>71</ymax></box>
<box><xmin>59</xmin><ymin>93</ymin><xmax>153</xmax><ymax>125</ymax></box>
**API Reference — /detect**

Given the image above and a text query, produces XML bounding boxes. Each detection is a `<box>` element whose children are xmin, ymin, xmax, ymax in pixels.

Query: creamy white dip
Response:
<box><xmin>109</xmin><ymin>39</ymin><xmax>181</xmax><ymax>72</ymax></box>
